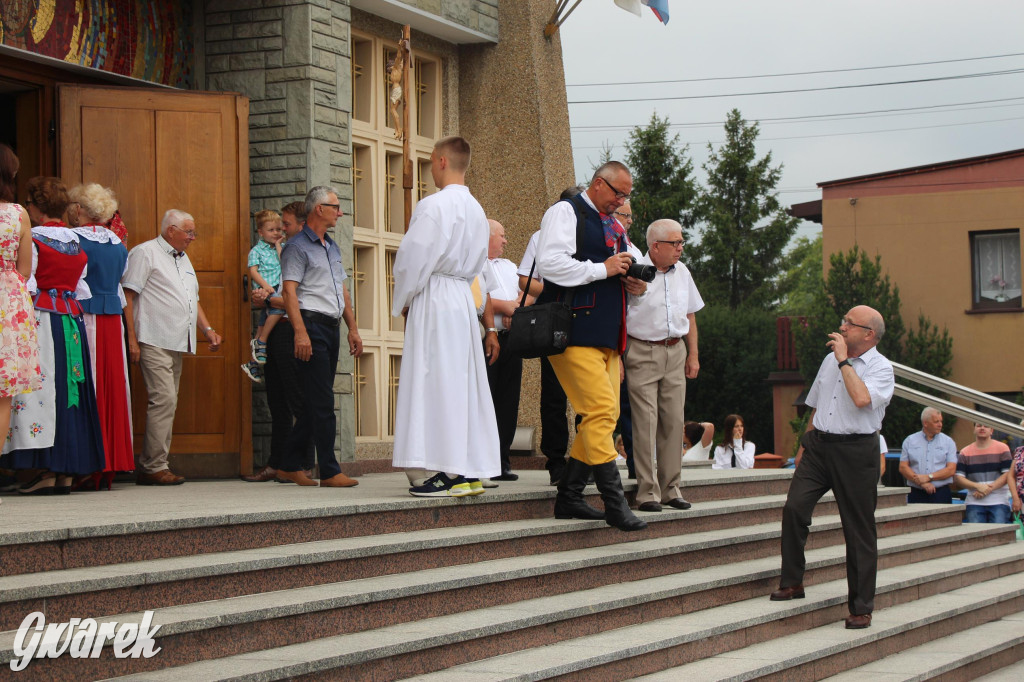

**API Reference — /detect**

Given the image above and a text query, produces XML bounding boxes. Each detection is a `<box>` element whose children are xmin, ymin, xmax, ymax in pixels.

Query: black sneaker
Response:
<box><xmin>410</xmin><ymin>472</ymin><xmax>471</xmax><ymax>497</ymax></box>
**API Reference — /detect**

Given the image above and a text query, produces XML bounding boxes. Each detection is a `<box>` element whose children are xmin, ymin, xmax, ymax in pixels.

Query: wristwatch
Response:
<box><xmin>928</xmin><ymin>473</ymin><xmax>934</xmax><ymax>481</ymax></box>
<box><xmin>837</xmin><ymin>359</ymin><xmax>852</xmax><ymax>369</ymax></box>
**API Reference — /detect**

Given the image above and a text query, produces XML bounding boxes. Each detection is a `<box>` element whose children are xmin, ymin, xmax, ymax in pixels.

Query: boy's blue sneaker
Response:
<box><xmin>464</xmin><ymin>478</ymin><xmax>485</xmax><ymax>496</ymax></box>
<box><xmin>251</xmin><ymin>339</ymin><xmax>268</xmax><ymax>364</ymax></box>
<box><xmin>241</xmin><ymin>361</ymin><xmax>264</xmax><ymax>384</ymax></box>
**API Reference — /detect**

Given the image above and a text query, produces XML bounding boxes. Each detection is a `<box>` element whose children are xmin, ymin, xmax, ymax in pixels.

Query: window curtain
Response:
<box><xmin>975</xmin><ymin>232</ymin><xmax>1021</xmax><ymax>301</ymax></box>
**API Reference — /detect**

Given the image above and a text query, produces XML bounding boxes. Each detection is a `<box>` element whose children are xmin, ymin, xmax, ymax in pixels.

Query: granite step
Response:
<box><xmin>89</xmin><ymin>542</ymin><xmax>1024</xmax><ymax>680</ymax></box>
<box><xmin>2</xmin><ymin>520</ymin><xmax>999</xmax><ymax>675</ymax></box>
<box><xmin>0</xmin><ymin>471</ymin><xmax>798</xmax><ymax>577</ymax></box>
<box><xmin>626</xmin><ymin>572</ymin><xmax>1024</xmax><ymax>682</ymax></box>
<box><xmin>974</xmin><ymin>657</ymin><xmax>1024</xmax><ymax>682</ymax></box>
<box><xmin>0</xmin><ymin>491</ymin><xmax>938</xmax><ymax>631</ymax></box>
<box><xmin>821</xmin><ymin>612</ymin><xmax>1024</xmax><ymax>681</ymax></box>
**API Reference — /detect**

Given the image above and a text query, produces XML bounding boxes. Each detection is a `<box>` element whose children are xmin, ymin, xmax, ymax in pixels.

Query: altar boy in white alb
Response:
<box><xmin>391</xmin><ymin>136</ymin><xmax>501</xmax><ymax>497</ymax></box>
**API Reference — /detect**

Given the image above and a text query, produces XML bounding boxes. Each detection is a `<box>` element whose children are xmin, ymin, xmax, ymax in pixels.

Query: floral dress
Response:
<box><xmin>0</xmin><ymin>203</ymin><xmax>42</xmax><ymax>407</ymax></box>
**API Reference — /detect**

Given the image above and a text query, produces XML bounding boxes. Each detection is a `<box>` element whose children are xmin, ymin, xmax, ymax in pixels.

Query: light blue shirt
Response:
<box><xmin>900</xmin><ymin>430</ymin><xmax>958</xmax><ymax>488</ymax></box>
<box><xmin>280</xmin><ymin>225</ymin><xmax>347</xmax><ymax>319</ymax></box>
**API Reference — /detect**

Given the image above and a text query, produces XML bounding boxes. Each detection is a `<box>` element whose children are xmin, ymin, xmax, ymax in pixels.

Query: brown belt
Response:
<box><xmin>632</xmin><ymin>336</ymin><xmax>682</xmax><ymax>347</ymax></box>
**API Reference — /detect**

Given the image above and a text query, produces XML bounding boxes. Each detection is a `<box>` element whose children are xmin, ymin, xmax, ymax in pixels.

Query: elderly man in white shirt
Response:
<box><xmin>624</xmin><ymin>219</ymin><xmax>704</xmax><ymax>512</ymax></box>
<box><xmin>122</xmin><ymin>209</ymin><xmax>222</xmax><ymax>485</ymax></box>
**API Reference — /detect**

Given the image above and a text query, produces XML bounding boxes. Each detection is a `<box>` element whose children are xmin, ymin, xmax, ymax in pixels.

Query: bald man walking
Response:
<box><xmin>770</xmin><ymin>305</ymin><xmax>894</xmax><ymax>630</ymax></box>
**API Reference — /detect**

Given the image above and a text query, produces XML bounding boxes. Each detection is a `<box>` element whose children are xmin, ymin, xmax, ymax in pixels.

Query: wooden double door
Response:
<box><xmin>59</xmin><ymin>84</ymin><xmax>252</xmax><ymax>476</ymax></box>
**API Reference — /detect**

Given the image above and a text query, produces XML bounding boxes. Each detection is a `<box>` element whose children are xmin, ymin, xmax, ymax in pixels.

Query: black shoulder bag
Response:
<box><xmin>503</xmin><ymin>198</ymin><xmax>585</xmax><ymax>358</ymax></box>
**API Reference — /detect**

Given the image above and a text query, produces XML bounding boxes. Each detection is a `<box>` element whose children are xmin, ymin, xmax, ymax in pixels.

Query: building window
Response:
<box><xmin>971</xmin><ymin>230</ymin><xmax>1021</xmax><ymax>310</ymax></box>
<box><xmin>351</xmin><ymin>30</ymin><xmax>442</xmax><ymax>447</ymax></box>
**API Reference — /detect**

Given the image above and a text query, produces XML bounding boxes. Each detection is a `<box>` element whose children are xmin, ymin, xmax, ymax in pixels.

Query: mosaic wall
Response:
<box><xmin>0</xmin><ymin>0</ymin><xmax>194</xmax><ymax>87</ymax></box>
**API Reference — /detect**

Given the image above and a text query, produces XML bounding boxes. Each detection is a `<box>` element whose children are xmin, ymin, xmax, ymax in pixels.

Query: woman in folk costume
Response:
<box><xmin>391</xmin><ymin>136</ymin><xmax>500</xmax><ymax>497</ymax></box>
<box><xmin>67</xmin><ymin>183</ymin><xmax>133</xmax><ymax>488</ymax></box>
<box><xmin>2</xmin><ymin>176</ymin><xmax>105</xmax><ymax>494</ymax></box>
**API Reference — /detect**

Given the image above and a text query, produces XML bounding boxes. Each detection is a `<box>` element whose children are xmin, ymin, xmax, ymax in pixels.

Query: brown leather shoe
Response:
<box><xmin>769</xmin><ymin>584</ymin><xmax>805</xmax><ymax>601</ymax></box>
<box><xmin>136</xmin><ymin>469</ymin><xmax>186</xmax><ymax>486</ymax></box>
<box><xmin>275</xmin><ymin>470</ymin><xmax>318</xmax><ymax>486</ymax></box>
<box><xmin>320</xmin><ymin>472</ymin><xmax>359</xmax><ymax>487</ymax></box>
<box><xmin>845</xmin><ymin>613</ymin><xmax>872</xmax><ymax>629</ymax></box>
<box><xmin>242</xmin><ymin>466</ymin><xmax>277</xmax><ymax>482</ymax></box>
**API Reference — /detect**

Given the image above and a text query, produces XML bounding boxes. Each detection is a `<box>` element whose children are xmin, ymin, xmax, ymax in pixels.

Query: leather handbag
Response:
<box><xmin>504</xmin><ymin>259</ymin><xmax>572</xmax><ymax>358</ymax></box>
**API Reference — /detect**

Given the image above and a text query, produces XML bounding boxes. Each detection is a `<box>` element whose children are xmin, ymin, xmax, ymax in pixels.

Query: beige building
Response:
<box><xmin>799</xmin><ymin>149</ymin><xmax>1024</xmax><ymax>445</ymax></box>
<box><xmin>0</xmin><ymin>0</ymin><xmax>573</xmax><ymax>474</ymax></box>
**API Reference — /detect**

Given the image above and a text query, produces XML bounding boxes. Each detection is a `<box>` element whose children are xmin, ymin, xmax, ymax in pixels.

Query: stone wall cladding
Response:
<box><xmin>203</xmin><ymin>0</ymin><xmax>357</xmax><ymax>465</ymax></box>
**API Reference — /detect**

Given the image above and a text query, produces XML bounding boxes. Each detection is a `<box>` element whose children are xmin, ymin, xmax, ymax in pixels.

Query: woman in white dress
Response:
<box><xmin>713</xmin><ymin>414</ymin><xmax>756</xmax><ymax>469</ymax></box>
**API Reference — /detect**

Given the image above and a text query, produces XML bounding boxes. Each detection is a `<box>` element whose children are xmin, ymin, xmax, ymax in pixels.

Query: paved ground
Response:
<box><xmin>0</xmin><ymin>466</ymin><xmax>780</xmax><ymax>540</ymax></box>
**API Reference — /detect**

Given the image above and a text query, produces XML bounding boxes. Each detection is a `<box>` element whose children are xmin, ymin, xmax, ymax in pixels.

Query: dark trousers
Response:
<box><xmin>281</xmin><ymin>319</ymin><xmax>341</xmax><ymax>478</ymax></box>
<box><xmin>781</xmin><ymin>430</ymin><xmax>879</xmax><ymax>616</ymax></box>
<box><xmin>539</xmin><ymin>356</ymin><xmax>569</xmax><ymax>472</ymax></box>
<box><xmin>486</xmin><ymin>332</ymin><xmax>523</xmax><ymax>472</ymax></box>
<box><xmin>263</xmin><ymin>321</ymin><xmax>314</xmax><ymax>471</ymax></box>
<box><xmin>907</xmin><ymin>485</ymin><xmax>953</xmax><ymax>505</ymax></box>
<box><xmin>618</xmin><ymin>375</ymin><xmax>634</xmax><ymax>477</ymax></box>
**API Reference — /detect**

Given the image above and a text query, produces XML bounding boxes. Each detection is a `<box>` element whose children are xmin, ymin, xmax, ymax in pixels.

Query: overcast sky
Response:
<box><xmin>559</xmin><ymin>0</ymin><xmax>1024</xmax><ymax>241</ymax></box>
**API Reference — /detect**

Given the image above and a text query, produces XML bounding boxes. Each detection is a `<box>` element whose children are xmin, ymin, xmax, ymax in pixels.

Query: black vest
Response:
<box><xmin>536</xmin><ymin>195</ymin><xmax>626</xmax><ymax>351</ymax></box>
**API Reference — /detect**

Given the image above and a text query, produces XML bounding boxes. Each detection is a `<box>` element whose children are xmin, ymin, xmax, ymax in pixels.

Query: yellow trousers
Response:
<box><xmin>547</xmin><ymin>345</ymin><xmax>620</xmax><ymax>465</ymax></box>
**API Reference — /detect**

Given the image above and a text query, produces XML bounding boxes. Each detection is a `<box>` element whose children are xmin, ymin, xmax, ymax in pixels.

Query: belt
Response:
<box><xmin>816</xmin><ymin>431</ymin><xmax>875</xmax><ymax>443</ymax></box>
<box><xmin>632</xmin><ymin>336</ymin><xmax>682</xmax><ymax>347</ymax></box>
<box><xmin>300</xmin><ymin>310</ymin><xmax>340</xmax><ymax>328</ymax></box>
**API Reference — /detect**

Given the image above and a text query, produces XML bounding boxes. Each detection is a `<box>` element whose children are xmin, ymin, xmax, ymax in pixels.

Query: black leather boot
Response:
<box><xmin>554</xmin><ymin>457</ymin><xmax>604</xmax><ymax>520</ymax></box>
<box><xmin>591</xmin><ymin>461</ymin><xmax>647</xmax><ymax>531</ymax></box>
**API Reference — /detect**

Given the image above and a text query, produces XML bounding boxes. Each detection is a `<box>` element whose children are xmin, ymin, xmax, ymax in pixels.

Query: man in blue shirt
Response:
<box><xmin>277</xmin><ymin>185</ymin><xmax>362</xmax><ymax>488</ymax></box>
<box><xmin>899</xmin><ymin>407</ymin><xmax>958</xmax><ymax>504</ymax></box>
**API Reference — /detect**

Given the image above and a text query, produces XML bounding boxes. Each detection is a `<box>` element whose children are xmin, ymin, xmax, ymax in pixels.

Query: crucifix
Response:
<box><xmin>389</xmin><ymin>26</ymin><xmax>413</xmax><ymax>231</ymax></box>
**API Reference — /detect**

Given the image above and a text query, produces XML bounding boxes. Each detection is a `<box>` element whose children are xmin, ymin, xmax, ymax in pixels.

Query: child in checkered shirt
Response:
<box><xmin>241</xmin><ymin>210</ymin><xmax>285</xmax><ymax>383</ymax></box>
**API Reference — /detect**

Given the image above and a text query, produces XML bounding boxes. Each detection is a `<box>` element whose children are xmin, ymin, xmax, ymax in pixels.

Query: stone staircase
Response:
<box><xmin>0</xmin><ymin>468</ymin><xmax>1020</xmax><ymax>680</ymax></box>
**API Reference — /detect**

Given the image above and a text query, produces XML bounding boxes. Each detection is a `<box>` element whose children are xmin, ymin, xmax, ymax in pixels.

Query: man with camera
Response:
<box><xmin>536</xmin><ymin>161</ymin><xmax>649</xmax><ymax>531</ymax></box>
<box><xmin>624</xmin><ymin>219</ymin><xmax>703</xmax><ymax>513</ymax></box>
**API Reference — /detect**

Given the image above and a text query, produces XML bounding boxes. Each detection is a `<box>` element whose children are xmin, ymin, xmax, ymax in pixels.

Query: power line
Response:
<box><xmin>568</xmin><ymin>68</ymin><xmax>1024</xmax><ymax>105</ymax></box>
<box><xmin>566</xmin><ymin>51</ymin><xmax>1024</xmax><ymax>88</ymax></box>
<box><xmin>572</xmin><ymin>115</ymin><xmax>1024</xmax><ymax>149</ymax></box>
<box><xmin>569</xmin><ymin>96</ymin><xmax>1024</xmax><ymax>132</ymax></box>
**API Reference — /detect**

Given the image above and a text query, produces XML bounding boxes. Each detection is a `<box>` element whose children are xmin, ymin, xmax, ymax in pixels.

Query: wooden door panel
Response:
<box><xmin>79</xmin><ymin>107</ymin><xmax>156</xmax><ymax>243</ymax></box>
<box><xmin>61</xmin><ymin>84</ymin><xmax>250</xmax><ymax>474</ymax></box>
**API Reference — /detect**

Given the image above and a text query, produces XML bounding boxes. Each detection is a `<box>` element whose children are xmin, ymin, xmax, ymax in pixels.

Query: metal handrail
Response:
<box><xmin>891</xmin><ymin>361</ymin><xmax>1024</xmax><ymax>440</ymax></box>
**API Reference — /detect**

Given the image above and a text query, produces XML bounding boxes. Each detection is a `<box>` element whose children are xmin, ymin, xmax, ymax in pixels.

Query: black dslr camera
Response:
<box><xmin>625</xmin><ymin>256</ymin><xmax>656</xmax><ymax>282</ymax></box>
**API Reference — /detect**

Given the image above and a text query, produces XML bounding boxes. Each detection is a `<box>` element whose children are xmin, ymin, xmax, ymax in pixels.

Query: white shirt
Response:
<box><xmin>122</xmin><ymin>235</ymin><xmax>200</xmax><ymax>354</ymax></box>
<box><xmin>713</xmin><ymin>440</ymin><xmax>756</xmax><ymax>469</ymax></box>
<box><xmin>536</xmin><ymin>192</ymin><xmax>642</xmax><ymax>288</ymax></box>
<box><xmin>807</xmin><ymin>346</ymin><xmax>894</xmax><ymax>434</ymax></box>
<box><xmin>517</xmin><ymin>231</ymin><xmax>543</xmax><ymax>281</ymax></box>
<box><xmin>626</xmin><ymin>253</ymin><xmax>703</xmax><ymax>341</ymax></box>
<box><xmin>682</xmin><ymin>440</ymin><xmax>713</xmax><ymax>463</ymax></box>
<box><xmin>482</xmin><ymin>258</ymin><xmax>521</xmax><ymax>330</ymax></box>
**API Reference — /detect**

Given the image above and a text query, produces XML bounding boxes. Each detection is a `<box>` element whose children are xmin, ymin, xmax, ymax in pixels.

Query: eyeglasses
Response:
<box><xmin>655</xmin><ymin>240</ymin><xmax>684</xmax><ymax>248</ymax></box>
<box><xmin>613</xmin><ymin>211</ymin><xmax>632</xmax><ymax>220</ymax></box>
<box><xmin>170</xmin><ymin>224</ymin><xmax>197</xmax><ymax>239</ymax></box>
<box><xmin>320</xmin><ymin>203</ymin><xmax>341</xmax><ymax>212</ymax></box>
<box><xmin>600</xmin><ymin>177</ymin><xmax>631</xmax><ymax>200</ymax></box>
<box><xmin>841</xmin><ymin>317</ymin><xmax>872</xmax><ymax>332</ymax></box>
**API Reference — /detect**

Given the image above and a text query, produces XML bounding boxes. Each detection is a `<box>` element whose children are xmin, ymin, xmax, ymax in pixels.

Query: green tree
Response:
<box><xmin>778</xmin><ymin>234</ymin><xmax>823</xmax><ymax>315</ymax></box>
<box><xmin>622</xmin><ymin>113</ymin><xmax>699</xmax><ymax>252</ymax></box>
<box><xmin>794</xmin><ymin>245</ymin><xmax>954</xmax><ymax>446</ymax></box>
<box><xmin>685</xmin><ymin>304</ymin><xmax>777</xmax><ymax>453</ymax></box>
<box><xmin>690</xmin><ymin>109</ymin><xmax>799</xmax><ymax>310</ymax></box>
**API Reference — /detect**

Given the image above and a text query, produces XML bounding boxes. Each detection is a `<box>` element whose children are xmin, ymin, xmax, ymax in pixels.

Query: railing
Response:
<box><xmin>892</xmin><ymin>361</ymin><xmax>1024</xmax><ymax>440</ymax></box>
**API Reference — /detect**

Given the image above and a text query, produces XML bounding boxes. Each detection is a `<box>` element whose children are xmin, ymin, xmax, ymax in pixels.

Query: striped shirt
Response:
<box><xmin>957</xmin><ymin>441</ymin><xmax>1011</xmax><ymax>506</ymax></box>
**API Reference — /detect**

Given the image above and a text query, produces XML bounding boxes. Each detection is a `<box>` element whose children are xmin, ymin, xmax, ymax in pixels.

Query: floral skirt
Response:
<box><xmin>1</xmin><ymin>311</ymin><xmax>105</xmax><ymax>475</ymax></box>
